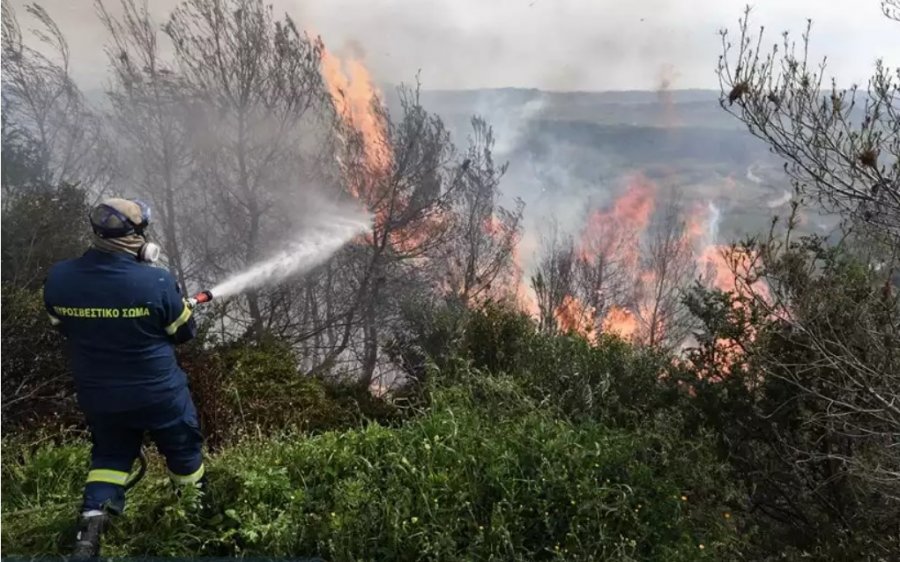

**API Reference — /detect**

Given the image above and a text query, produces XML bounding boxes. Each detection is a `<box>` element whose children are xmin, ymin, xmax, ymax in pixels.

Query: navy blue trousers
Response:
<box><xmin>82</xmin><ymin>387</ymin><xmax>204</xmax><ymax>513</ymax></box>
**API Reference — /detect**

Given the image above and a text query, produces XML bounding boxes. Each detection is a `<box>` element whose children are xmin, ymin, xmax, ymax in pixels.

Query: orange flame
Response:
<box><xmin>579</xmin><ymin>173</ymin><xmax>656</xmax><ymax>266</ymax></box>
<box><xmin>683</xmin><ymin>202</ymin><xmax>772</xmax><ymax>374</ymax></box>
<box><xmin>320</xmin><ymin>45</ymin><xmax>389</xmax><ymax>250</ymax></box>
<box><xmin>512</xmin><ymin>241</ymin><xmax>539</xmax><ymax>316</ymax></box>
<box><xmin>554</xmin><ymin>173</ymin><xmax>771</xmax><ymax>352</ymax></box>
<box><xmin>602</xmin><ymin>305</ymin><xmax>638</xmax><ymax>339</ymax></box>
<box><xmin>321</xmin><ymin>46</ymin><xmax>446</xmax><ymax>257</ymax></box>
<box><xmin>555</xmin><ymin>294</ymin><xmax>595</xmax><ymax>341</ymax></box>
<box><xmin>320</xmin><ymin>48</ymin><xmax>391</xmax><ymax>187</ymax></box>
<box><xmin>571</xmin><ymin>173</ymin><xmax>658</xmax><ymax>342</ymax></box>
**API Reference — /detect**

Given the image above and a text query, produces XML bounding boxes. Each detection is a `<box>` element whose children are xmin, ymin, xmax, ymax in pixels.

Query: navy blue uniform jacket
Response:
<box><xmin>43</xmin><ymin>249</ymin><xmax>197</xmax><ymax>414</ymax></box>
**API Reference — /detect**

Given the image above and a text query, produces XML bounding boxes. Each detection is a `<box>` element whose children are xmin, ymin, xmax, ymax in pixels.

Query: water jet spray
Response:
<box><xmin>184</xmin><ymin>209</ymin><xmax>370</xmax><ymax>309</ymax></box>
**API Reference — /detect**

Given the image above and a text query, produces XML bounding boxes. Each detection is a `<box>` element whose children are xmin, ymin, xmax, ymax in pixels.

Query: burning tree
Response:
<box><xmin>573</xmin><ymin>214</ymin><xmax>630</xmax><ymax>332</ymax></box>
<box><xmin>531</xmin><ymin>174</ymin><xmax>658</xmax><ymax>341</ymax></box>
<box><xmin>531</xmin><ymin>222</ymin><xmax>580</xmax><ymax>336</ymax></box>
<box><xmin>319</xmin><ymin>51</ymin><xmax>474</xmax><ymax>386</ymax></box>
<box><xmin>574</xmin><ymin>175</ymin><xmax>653</xmax><ymax>338</ymax></box>
<box><xmin>4</xmin><ymin>0</ymin><xmax>525</xmax><ymax>390</ymax></box>
<box><xmin>536</xmin><ymin>173</ymin><xmax>701</xmax><ymax>348</ymax></box>
<box><xmin>438</xmin><ymin>116</ymin><xmax>524</xmax><ymax>306</ymax></box>
<box><xmin>634</xmin><ymin>192</ymin><xmax>697</xmax><ymax>349</ymax></box>
<box><xmin>95</xmin><ymin>0</ymin><xmax>364</xmax><ymax>360</ymax></box>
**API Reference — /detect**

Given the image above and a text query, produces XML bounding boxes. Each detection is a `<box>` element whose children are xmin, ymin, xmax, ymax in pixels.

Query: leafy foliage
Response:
<box><xmin>1</xmin><ymin>184</ymin><xmax>91</xmax><ymax>289</ymax></box>
<box><xmin>182</xmin><ymin>338</ymin><xmax>403</xmax><ymax>449</ymax></box>
<box><xmin>2</xmin><ymin>377</ymin><xmax>740</xmax><ymax>560</ymax></box>
<box><xmin>679</xmin><ymin>231</ymin><xmax>900</xmax><ymax>559</ymax></box>
<box><xmin>0</xmin><ymin>285</ymin><xmax>78</xmax><ymax>432</ymax></box>
<box><xmin>400</xmin><ymin>299</ymin><xmax>680</xmax><ymax>428</ymax></box>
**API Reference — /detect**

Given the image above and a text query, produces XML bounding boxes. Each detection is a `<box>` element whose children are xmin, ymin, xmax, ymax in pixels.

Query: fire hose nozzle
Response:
<box><xmin>188</xmin><ymin>290</ymin><xmax>213</xmax><ymax>308</ymax></box>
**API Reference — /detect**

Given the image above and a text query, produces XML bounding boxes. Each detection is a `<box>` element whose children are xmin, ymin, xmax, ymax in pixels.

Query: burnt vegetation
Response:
<box><xmin>1</xmin><ymin>1</ymin><xmax>898</xmax><ymax>559</ymax></box>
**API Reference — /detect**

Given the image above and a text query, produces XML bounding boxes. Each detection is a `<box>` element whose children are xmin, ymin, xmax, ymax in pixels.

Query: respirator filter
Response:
<box><xmin>138</xmin><ymin>242</ymin><xmax>161</xmax><ymax>263</ymax></box>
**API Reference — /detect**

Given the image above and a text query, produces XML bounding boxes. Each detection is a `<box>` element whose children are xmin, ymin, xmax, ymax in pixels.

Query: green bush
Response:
<box><xmin>387</xmin><ymin>296</ymin><xmax>470</xmax><ymax>383</ymax></box>
<box><xmin>0</xmin><ymin>309</ymin><xmax>399</xmax><ymax>445</ymax></box>
<box><xmin>1</xmin><ymin>184</ymin><xmax>91</xmax><ymax>431</ymax></box>
<box><xmin>680</xmin><ymin>234</ymin><xmax>900</xmax><ymax>558</ymax></box>
<box><xmin>512</xmin><ymin>333</ymin><xmax>679</xmax><ymax>428</ymax></box>
<box><xmin>1</xmin><ymin>183</ymin><xmax>91</xmax><ymax>289</ymax></box>
<box><xmin>409</xmin><ymin>301</ymin><xmax>683</xmax><ymax>429</ymax></box>
<box><xmin>462</xmin><ymin>300</ymin><xmax>536</xmax><ymax>375</ymax></box>
<box><xmin>1</xmin><ymin>284</ymin><xmax>79</xmax><ymax>431</ymax></box>
<box><xmin>1</xmin><ymin>377</ymin><xmax>743</xmax><ymax>560</ymax></box>
<box><xmin>181</xmin><ymin>338</ymin><xmax>401</xmax><ymax>448</ymax></box>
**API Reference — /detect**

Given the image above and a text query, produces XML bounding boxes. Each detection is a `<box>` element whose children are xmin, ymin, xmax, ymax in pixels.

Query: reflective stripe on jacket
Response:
<box><xmin>43</xmin><ymin>249</ymin><xmax>196</xmax><ymax>413</ymax></box>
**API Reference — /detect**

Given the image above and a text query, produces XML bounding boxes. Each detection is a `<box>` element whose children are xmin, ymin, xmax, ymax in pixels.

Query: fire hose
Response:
<box><xmin>124</xmin><ymin>448</ymin><xmax>148</xmax><ymax>491</ymax></box>
<box><xmin>125</xmin><ymin>289</ymin><xmax>214</xmax><ymax>493</ymax></box>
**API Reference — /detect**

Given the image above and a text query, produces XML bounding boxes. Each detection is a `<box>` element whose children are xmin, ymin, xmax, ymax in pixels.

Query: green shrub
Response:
<box><xmin>462</xmin><ymin>300</ymin><xmax>536</xmax><ymax>375</ymax></box>
<box><xmin>0</xmin><ymin>307</ymin><xmax>400</xmax><ymax>446</ymax></box>
<box><xmin>1</xmin><ymin>377</ymin><xmax>743</xmax><ymax>560</ymax></box>
<box><xmin>412</xmin><ymin>302</ymin><xmax>684</xmax><ymax>429</ymax></box>
<box><xmin>1</xmin><ymin>183</ymin><xmax>91</xmax><ymax>289</ymax></box>
<box><xmin>680</xmin><ymin>234</ymin><xmax>900</xmax><ymax>559</ymax></box>
<box><xmin>1</xmin><ymin>284</ymin><xmax>79</xmax><ymax>432</ymax></box>
<box><xmin>181</xmin><ymin>338</ymin><xmax>401</xmax><ymax>448</ymax></box>
<box><xmin>513</xmin><ymin>332</ymin><xmax>680</xmax><ymax>427</ymax></box>
<box><xmin>387</xmin><ymin>295</ymin><xmax>470</xmax><ymax>383</ymax></box>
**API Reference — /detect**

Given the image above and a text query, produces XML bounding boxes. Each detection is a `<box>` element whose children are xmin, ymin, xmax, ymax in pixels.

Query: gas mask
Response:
<box><xmin>90</xmin><ymin>198</ymin><xmax>161</xmax><ymax>263</ymax></box>
<box><xmin>138</xmin><ymin>237</ymin><xmax>161</xmax><ymax>263</ymax></box>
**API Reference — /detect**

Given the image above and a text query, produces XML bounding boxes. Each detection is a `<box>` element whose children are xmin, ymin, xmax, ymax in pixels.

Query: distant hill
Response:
<box><xmin>417</xmin><ymin>87</ymin><xmax>722</xmax><ymax>106</ymax></box>
<box><xmin>388</xmin><ymin>88</ymin><xmax>795</xmax><ymax>262</ymax></box>
<box><xmin>407</xmin><ymin>88</ymin><xmax>738</xmax><ymax>131</ymax></box>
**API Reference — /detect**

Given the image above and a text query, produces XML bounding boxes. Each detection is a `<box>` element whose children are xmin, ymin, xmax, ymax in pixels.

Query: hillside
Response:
<box><xmin>415</xmin><ymin>88</ymin><xmax>737</xmax><ymax>129</ymax></box>
<box><xmin>399</xmin><ymin>88</ymin><xmax>800</xmax><ymax>267</ymax></box>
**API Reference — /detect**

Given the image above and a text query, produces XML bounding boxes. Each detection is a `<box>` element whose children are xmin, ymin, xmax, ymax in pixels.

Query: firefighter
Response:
<box><xmin>43</xmin><ymin>198</ymin><xmax>205</xmax><ymax>559</ymax></box>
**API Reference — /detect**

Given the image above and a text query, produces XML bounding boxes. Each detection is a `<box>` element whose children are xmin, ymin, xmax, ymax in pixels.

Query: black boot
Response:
<box><xmin>72</xmin><ymin>513</ymin><xmax>108</xmax><ymax>560</ymax></box>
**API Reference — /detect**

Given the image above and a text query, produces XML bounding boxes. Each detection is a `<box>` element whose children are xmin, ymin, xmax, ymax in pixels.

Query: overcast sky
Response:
<box><xmin>7</xmin><ymin>0</ymin><xmax>899</xmax><ymax>91</ymax></box>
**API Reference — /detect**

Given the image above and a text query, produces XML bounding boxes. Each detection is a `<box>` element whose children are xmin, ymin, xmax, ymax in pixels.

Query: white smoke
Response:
<box><xmin>490</xmin><ymin>94</ymin><xmax>547</xmax><ymax>156</ymax></box>
<box><xmin>209</xmin><ymin>208</ymin><xmax>370</xmax><ymax>300</ymax></box>
<box><xmin>705</xmin><ymin>201</ymin><xmax>722</xmax><ymax>246</ymax></box>
<box><xmin>767</xmin><ymin>190</ymin><xmax>793</xmax><ymax>208</ymax></box>
<box><xmin>745</xmin><ymin>164</ymin><xmax>763</xmax><ymax>185</ymax></box>
<box><xmin>494</xmin><ymin>93</ymin><xmax>547</xmax><ymax>157</ymax></box>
